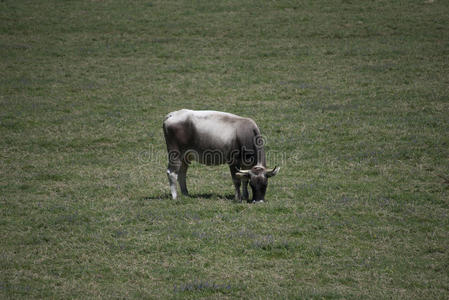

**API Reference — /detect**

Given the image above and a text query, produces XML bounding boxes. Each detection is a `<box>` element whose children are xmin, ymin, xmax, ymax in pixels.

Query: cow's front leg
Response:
<box><xmin>233</xmin><ymin>177</ymin><xmax>242</xmax><ymax>201</ymax></box>
<box><xmin>242</xmin><ymin>178</ymin><xmax>249</xmax><ymax>201</ymax></box>
<box><xmin>229</xmin><ymin>165</ymin><xmax>242</xmax><ymax>202</ymax></box>
<box><xmin>178</xmin><ymin>162</ymin><xmax>189</xmax><ymax>196</ymax></box>
<box><xmin>167</xmin><ymin>163</ymin><xmax>181</xmax><ymax>199</ymax></box>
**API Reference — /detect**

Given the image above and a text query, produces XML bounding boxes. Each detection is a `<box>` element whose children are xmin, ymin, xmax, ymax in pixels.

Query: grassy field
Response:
<box><xmin>1</xmin><ymin>0</ymin><xmax>448</xmax><ymax>298</ymax></box>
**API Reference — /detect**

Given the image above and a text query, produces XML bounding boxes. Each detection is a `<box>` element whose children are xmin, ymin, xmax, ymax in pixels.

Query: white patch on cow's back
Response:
<box><xmin>190</xmin><ymin>110</ymin><xmax>241</xmax><ymax>119</ymax></box>
<box><xmin>195</xmin><ymin>117</ymin><xmax>235</xmax><ymax>144</ymax></box>
<box><xmin>190</xmin><ymin>110</ymin><xmax>247</xmax><ymax>145</ymax></box>
<box><xmin>166</xmin><ymin>109</ymin><xmax>243</xmax><ymax>122</ymax></box>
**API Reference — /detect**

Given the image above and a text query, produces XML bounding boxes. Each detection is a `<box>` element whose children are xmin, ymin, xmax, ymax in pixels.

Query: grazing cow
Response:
<box><xmin>162</xmin><ymin>109</ymin><xmax>280</xmax><ymax>202</ymax></box>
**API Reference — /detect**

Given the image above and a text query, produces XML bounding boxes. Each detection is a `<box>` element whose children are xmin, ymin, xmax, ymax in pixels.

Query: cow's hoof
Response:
<box><xmin>251</xmin><ymin>200</ymin><xmax>264</xmax><ymax>204</ymax></box>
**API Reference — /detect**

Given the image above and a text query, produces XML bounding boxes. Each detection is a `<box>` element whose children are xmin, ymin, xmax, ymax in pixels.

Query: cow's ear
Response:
<box><xmin>266</xmin><ymin>166</ymin><xmax>280</xmax><ymax>178</ymax></box>
<box><xmin>236</xmin><ymin>172</ymin><xmax>250</xmax><ymax>179</ymax></box>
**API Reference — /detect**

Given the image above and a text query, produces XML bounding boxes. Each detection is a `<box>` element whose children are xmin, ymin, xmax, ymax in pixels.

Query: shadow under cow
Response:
<box><xmin>140</xmin><ymin>192</ymin><xmax>235</xmax><ymax>201</ymax></box>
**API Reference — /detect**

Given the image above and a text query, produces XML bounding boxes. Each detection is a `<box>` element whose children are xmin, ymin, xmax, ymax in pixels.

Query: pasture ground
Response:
<box><xmin>1</xmin><ymin>0</ymin><xmax>448</xmax><ymax>298</ymax></box>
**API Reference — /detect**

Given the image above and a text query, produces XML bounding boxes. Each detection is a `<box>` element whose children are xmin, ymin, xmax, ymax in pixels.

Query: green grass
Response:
<box><xmin>1</xmin><ymin>0</ymin><xmax>448</xmax><ymax>298</ymax></box>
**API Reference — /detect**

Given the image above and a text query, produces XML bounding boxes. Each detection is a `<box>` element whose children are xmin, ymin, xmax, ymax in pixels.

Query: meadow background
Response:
<box><xmin>1</xmin><ymin>0</ymin><xmax>448</xmax><ymax>298</ymax></box>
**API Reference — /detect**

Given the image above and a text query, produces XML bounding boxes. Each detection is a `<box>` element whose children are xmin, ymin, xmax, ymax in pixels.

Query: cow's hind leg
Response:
<box><xmin>178</xmin><ymin>161</ymin><xmax>189</xmax><ymax>196</ymax></box>
<box><xmin>167</xmin><ymin>162</ymin><xmax>181</xmax><ymax>199</ymax></box>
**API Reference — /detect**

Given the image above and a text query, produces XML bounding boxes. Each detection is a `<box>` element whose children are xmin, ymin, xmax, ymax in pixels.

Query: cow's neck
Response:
<box><xmin>256</xmin><ymin>147</ymin><xmax>266</xmax><ymax>167</ymax></box>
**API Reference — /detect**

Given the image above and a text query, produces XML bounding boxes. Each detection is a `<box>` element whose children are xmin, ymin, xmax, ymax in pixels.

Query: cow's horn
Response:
<box><xmin>266</xmin><ymin>166</ymin><xmax>280</xmax><ymax>177</ymax></box>
<box><xmin>236</xmin><ymin>168</ymin><xmax>255</xmax><ymax>177</ymax></box>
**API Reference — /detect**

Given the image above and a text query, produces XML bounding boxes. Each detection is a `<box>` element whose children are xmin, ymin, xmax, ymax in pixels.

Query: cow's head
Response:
<box><xmin>236</xmin><ymin>165</ymin><xmax>280</xmax><ymax>203</ymax></box>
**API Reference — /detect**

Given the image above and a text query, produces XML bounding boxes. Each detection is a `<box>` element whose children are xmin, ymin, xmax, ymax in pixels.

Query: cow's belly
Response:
<box><xmin>198</xmin><ymin>149</ymin><xmax>230</xmax><ymax>165</ymax></box>
<box><xmin>185</xmin><ymin>145</ymin><xmax>234</xmax><ymax>166</ymax></box>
